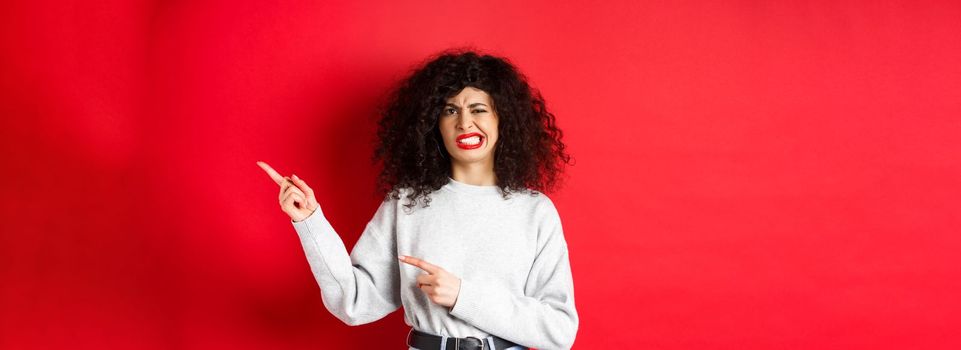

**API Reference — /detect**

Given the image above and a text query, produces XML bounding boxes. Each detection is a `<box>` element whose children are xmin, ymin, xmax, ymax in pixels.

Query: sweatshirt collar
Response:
<box><xmin>443</xmin><ymin>177</ymin><xmax>501</xmax><ymax>195</ymax></box>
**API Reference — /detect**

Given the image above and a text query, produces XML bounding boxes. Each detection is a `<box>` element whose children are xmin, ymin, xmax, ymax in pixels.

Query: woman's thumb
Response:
<box><xmin>291</xmin><ymin>174</ymin><xmax>317</xmax><ymax>208</ymax></box>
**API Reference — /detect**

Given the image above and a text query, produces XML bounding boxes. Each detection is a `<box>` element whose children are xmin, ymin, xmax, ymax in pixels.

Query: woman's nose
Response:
<box><xmin>457</xmin><ymin>114</ymin><xmax>473</xmax><ymax>130</ymax></box>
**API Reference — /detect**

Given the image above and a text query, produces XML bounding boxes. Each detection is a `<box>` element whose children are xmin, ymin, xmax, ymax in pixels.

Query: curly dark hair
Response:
<box><xmin>372</xmin><ymin>49</ymin><xmax>573</xmax><ymax>212</ymax></box>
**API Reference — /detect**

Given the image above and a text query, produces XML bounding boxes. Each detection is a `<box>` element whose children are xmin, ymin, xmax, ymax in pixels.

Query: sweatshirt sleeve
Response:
<box><xmin>449</xmin><ymin>198</ymin><xmax>579</xmax><ymax>349</ymax></box>
<box><xmin>290</xmin><ymin>199</ymin><xmax>401</xmax><ymax>326</ymax></box>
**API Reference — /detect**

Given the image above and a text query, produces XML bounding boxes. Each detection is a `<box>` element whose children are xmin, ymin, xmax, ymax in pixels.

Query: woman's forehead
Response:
<box><xmin>445</xmin><ymin>87</ymin><xmax>491</xmax><ymax>105</ymax></box>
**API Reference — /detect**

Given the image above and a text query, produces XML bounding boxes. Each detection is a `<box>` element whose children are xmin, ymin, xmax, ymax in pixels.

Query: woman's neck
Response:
<box><xmin>450</xmin><ymin>161</ymin><xmax>496</xmax><ymax>186</ymax></box>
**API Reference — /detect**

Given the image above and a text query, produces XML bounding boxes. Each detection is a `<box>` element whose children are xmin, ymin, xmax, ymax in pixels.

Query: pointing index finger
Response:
<box><xmin>256</xmin><ymin>161</ymin><xmax>286</xmax><ymax>186</ymax></box>
<box><xmin>398</xmin><ymin>255</ymin><xmax>441</xmax><ymax>274</ymax></box>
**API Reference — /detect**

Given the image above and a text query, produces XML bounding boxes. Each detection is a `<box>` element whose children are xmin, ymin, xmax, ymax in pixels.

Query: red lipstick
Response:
<box><xmin>455</xmin><ymin>132</ymin><xmax>484</xmax><ymax>150</ymax></box>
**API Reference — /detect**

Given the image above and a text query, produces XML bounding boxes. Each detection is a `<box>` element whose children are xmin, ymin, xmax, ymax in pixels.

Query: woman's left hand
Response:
<box><xmin>398</xmin><ymin>255</ymin><xmax>461</xmax><ymax>308</ymax></box>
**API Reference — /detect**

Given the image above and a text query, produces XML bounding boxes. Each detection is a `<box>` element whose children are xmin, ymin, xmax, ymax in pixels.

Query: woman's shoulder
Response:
<box><xmin>379</xmin><ymin>186</ymin><xmax>414</xmax><ymax>201</ymax></box>
<box><xmin>380</xmin><ymin>186</ymin><xmax>429</xmax><ymax>215</ymax></box>
<box><xmin>513</xmin><ymin>187</ymin><xmax>553</xmax><ymax>202</ymax></box>
<box><xmin>506</xmin><ymin>188</ymin><xmax>560</xmax><ymax>216</ymax></box>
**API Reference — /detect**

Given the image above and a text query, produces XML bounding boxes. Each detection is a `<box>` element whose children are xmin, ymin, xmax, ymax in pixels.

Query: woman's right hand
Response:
<box><xmin>257</xmin><ymin>161</ymin><xmax>320</xmax><ymax>222</ymax></box>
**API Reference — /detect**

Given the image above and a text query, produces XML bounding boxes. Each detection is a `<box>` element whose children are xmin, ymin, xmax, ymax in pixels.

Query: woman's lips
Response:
<box><xmin>455</xmin><ymin>132</ymin><xmax>484</xmax><ymax>150</ymax></box>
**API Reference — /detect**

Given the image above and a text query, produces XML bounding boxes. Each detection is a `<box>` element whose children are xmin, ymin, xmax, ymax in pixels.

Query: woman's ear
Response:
<box><xmin>433</xmin><ymin>131</ymin><xmax>448</xmax><ymax>159</ymax></box>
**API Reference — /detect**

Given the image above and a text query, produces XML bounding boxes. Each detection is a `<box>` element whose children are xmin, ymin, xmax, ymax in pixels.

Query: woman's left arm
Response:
<box><xmin>449</xmin><ymin>200</ymin><xmax>579</xmax><ymax>349</ymax></box>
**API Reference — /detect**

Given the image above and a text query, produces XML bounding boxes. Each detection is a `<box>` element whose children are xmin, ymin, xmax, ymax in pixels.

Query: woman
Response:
<box><xmin>257</xmin><ymin>50</ymin><xmax>577</xmax><ymax>349</ymax></box>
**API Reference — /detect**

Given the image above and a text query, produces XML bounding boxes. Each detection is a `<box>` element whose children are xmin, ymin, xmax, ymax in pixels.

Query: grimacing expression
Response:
<box><xmin>438</xmin><ymin>87</ymin><xmax>499</xmax><ymax>166</ymax></box>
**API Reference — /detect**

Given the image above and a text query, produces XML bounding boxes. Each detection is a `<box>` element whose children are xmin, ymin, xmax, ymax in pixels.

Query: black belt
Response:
<box><xmin>407</xmin><ymin>328</ymin><xmax>525</xmax><ymax>350</ymax></box>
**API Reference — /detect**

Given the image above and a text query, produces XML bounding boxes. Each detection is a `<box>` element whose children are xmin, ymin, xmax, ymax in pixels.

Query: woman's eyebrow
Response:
<box><xmin>445</xmin><ymin>103</ymin><xmax>488</xmax><ymax>108</ymax></box>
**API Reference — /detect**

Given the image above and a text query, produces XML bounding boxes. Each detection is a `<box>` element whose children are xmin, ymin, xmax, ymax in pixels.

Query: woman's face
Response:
<box><xmin>438</xmin><ymin>87</ymin><xmax>499</xmax><ymax>167</ymax></box>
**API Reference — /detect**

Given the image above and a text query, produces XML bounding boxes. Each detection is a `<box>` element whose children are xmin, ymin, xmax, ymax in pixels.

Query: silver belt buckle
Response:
<box><xmin>461</xmin><ymin>336</ymin><xmax>484</xmax><ymax>350</ymax></box>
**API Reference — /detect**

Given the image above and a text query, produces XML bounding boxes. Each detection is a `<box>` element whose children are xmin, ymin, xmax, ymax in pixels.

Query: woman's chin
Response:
<box><xmin>449</xmin><ymin>154</ymin><xmax>491</xmax><ymax>166</ymax></box>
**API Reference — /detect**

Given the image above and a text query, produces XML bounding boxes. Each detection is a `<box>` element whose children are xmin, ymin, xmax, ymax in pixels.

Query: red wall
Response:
<box><xmin>2</xmin><ymin>1</ymin><xmax>959</xmax><ymax>348</ymax></box>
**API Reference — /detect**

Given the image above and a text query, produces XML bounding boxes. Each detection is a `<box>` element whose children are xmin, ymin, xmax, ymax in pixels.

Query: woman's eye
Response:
<box><xmin>444</xmin><ymin>108</ymin><xmax>457</xmax><ymax>115</ymax></box>
<box><xmin>472</xmin><ymin>109</ymin><xmax>487</xmax><ymax>114</ymax></box>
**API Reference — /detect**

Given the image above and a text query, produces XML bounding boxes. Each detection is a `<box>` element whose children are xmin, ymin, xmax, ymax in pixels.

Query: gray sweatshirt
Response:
<box><xmin>290</xmin><ymin>177</ymin><xmax>578</xmax><ymax>349</ymax></box>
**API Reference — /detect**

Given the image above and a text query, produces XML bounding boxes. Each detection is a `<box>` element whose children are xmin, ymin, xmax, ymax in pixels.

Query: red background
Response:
<box><xmin>2</xmin><ymin>1</ymin><xmax>960</xmax><ymax>348</ymax></box>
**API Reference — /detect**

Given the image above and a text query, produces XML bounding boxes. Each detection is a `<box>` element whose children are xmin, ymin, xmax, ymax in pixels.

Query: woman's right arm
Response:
<box><xmin>258</xmin><ymin>161</ymin><xmax>401</xmax><ymax>325</ymax></box>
